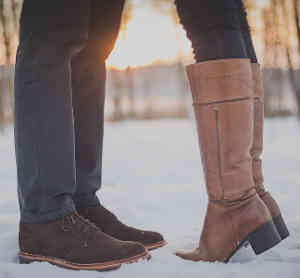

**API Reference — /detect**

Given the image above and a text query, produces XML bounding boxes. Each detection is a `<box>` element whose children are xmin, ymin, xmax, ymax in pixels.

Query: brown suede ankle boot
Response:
<box><xmin>77</xmin><ymin>205</ymin><xmax>166</xmax><ymax>251</ymax></box>
<box><xmin>175</xmin><ymin>59</ymin><xmax>281</xmax><ymax>263</ymax></box>
<box><xmin>251</xmin><ymin>63</ymin><xmax>289</xmax><ymax>240</ymax></box>
<box><xmin>19</xmin><ymin>212</ymin><xmax>149</xmax><ymax>271</ymax></box>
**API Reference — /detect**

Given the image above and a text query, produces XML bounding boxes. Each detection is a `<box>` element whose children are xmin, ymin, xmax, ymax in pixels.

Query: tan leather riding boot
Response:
<box><xmin>175</xmin><ymin>59</ymin><xmax>281</xmax><ymax>263</ymax></box>
<box><xmin>251</xmin><ymin>63</ymin><xmax>289</xmax><ymax>240</ymax></box>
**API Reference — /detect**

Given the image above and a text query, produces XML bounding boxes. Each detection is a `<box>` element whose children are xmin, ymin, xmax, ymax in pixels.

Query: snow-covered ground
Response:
<box><xmin>0</xmin><ymin>117</ymin><xmax>300</xmax><ymax>277</ymax></box>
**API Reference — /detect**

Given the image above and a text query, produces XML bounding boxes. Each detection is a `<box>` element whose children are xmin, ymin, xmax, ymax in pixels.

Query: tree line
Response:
<box><xmin>1</xmin><ymin>0</ymin><xmax>300</xmax><ymax>120</ymax></box>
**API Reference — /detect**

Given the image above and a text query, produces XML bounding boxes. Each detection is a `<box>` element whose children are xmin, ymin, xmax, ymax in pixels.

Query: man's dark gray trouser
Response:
<box><xmin>15</xmin><ymin>0</ymin><xmax>124</xmax><ymax>223</ymax></box>
<box><xmin>15</xmin><ymin>0</ymin><xmax>257</xmax><ymax>223</ymax></box>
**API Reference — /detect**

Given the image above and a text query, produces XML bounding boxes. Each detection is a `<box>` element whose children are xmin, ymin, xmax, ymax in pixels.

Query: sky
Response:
<box><xmin>106</xmin><ymin>1</ymin><xmax>193</xmax><ymax>69</ymax></box>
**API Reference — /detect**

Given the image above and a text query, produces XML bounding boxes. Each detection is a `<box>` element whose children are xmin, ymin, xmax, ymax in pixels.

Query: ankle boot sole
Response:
<box><xmin>273</xmin><ymin>214</ymin><xmax>289</xmax><ymax>240</ymax></box>
<box><xmin>19</xmin><ymin>250</ymin><xmax>150</xmax><ymax>271</ymax></box>
<box><xmin>145</xmin><ymin>240</ymin><xmax>167</xmax><ymax>251</ymax></box>
<box><xmin>225</xmin><ymin>220</ymin><xmax>281</xmax><ymax>263</ymax></box>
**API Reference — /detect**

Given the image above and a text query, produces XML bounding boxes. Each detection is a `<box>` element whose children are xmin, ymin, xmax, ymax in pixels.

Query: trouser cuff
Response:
<box><xmin>20</xmin><ymin>197</ymin><xmax>76</xmax><ymax>224</ymax></box>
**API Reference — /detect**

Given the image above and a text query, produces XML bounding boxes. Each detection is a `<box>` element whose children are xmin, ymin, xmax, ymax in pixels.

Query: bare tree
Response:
<box><xmin>0</xmin><ymin>0</ymin><xmax>11</xmax><ymax>63</ymax></box>
<box><xmin>124</xmin><ymin>66</ymin><xmax>136</xmax><ymax>118</ymax></box>
<box><xmin>10</xmin><ymin>0</ymin><xmax>20</xmax><ymax>30</ymax></box>
<box><xmin>110</xmin><ymin>68</ymin><xmax>125</xmax><ymax>121</ymax></box>
<box><xmin>283</xmin><ymin>0</ymin><xmax>300</xmax><ymax>117</ymax></box>
<box><xmin>0</xmin><ymin>65</ymin><xmax>13</xmax><ymax>129</ymax></box>
<box><xmin>119</xmin><ymin>0</ymin><xmax>133</xmax><ymax>40</ymax></box>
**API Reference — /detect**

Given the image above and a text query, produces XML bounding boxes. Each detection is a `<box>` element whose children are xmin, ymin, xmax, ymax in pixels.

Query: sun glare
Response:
<box><xmin>106</xmin><ymin>5</ymin><xmax>192</xmax><ymax>70</ymax></box>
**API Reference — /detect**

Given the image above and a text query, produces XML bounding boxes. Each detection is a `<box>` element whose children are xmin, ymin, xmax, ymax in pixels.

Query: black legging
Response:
<box><xmin>175</xmin><ymin>0</ymin><xmax>258</xmax><ymax>63</ymax></box>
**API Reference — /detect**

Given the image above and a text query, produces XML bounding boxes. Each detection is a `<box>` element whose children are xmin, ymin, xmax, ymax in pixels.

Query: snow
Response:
<box><xmin>0</xmin><ymin>117</ymin><xmax>300</xmax><ymax>277</ymax></box>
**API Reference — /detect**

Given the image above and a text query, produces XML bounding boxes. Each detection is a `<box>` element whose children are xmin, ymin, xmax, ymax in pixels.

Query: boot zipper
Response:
<box><xmin>215</xmin><ymin>107</ymin><xmax>239</xmax><ymax>248</ymax></box>
<box><xmin>214</xmin><ymin>107</ymin><xmax>224</xmax><ymax>198</ymax></box>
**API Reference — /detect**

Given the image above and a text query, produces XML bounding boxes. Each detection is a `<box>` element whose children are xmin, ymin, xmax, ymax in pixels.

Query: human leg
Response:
<box><xmin>174</xmin><ymin>0</ymin><xmax>281</xmax><ymax>262</ymax></box>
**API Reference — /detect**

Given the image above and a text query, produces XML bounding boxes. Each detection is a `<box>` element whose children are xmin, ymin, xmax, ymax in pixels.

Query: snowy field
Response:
<box><xmin>0</xmin><ymin>117</ymin><xmax>300</xmax><ymax>277</ymax></box>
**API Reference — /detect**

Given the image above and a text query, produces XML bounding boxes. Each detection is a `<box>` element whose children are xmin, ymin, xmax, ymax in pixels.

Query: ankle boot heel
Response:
<box><xmin>248</xmin><ymin>221</ymin><xmax>281</xmax><ymax>255</ymax></box>
<box><xmin>273</xmin><ymin>215</ymin><xmax>289</xmax><ymax>240</ymax></box>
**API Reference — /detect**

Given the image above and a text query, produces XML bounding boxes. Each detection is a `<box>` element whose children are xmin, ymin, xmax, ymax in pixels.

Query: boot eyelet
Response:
<box><xmin>70</xmin><ymin>216</ymin><xmax>76</xmax><ymax>224</ymax></box>
<box><xmin>61</xmin><ymin>226</ymin><xmax>70</xmax><ymax>232</ymax></box>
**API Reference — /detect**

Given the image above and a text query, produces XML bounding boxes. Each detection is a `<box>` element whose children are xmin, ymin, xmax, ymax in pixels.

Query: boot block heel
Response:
<box><xmin>248</xmin><ymin>220</ymin><xmax>281</xmax><ymax>255</ymax></box>
<box><xmin>273</xmin><ymin>214</ymin><xmax>289</xmax><ymax>240</ymax></box>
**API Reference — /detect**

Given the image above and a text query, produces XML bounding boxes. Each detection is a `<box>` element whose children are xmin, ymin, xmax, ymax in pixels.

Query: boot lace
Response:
<box><xmin>61</xmin><ymin>213</ymin><xmax>101</xmax><ymax>247</ymax></box>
